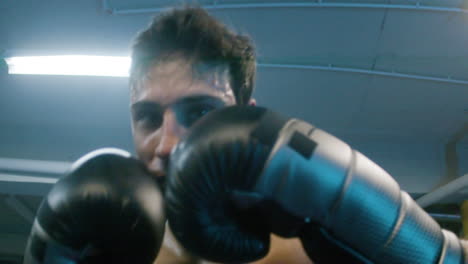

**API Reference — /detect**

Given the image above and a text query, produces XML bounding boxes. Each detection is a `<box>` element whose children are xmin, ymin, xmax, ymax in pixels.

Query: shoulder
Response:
<box><xmin>154</xmin><ymin>225</ymin><xmax>312</xmax><ymax>264</ymax></box>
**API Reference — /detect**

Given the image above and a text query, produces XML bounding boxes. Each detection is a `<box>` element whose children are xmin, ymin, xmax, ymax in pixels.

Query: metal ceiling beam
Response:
<box><xmin>104</xmin><ymin>1</ymin><xmax>468</xmax><ymax>15</ymax></box>
<box><xmin>258</xmin><ymin>63</ymin><xmax>468</xmax><ymax>86</ymax></box>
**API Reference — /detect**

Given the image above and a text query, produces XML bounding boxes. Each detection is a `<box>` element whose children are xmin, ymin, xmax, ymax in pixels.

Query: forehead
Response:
<box><xmin>132</xmin><ymin>57</ymin><xmax>233</xmax><ymax>105</ymax></box>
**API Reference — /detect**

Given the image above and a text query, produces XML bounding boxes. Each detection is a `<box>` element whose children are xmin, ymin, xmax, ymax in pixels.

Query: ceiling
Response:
<box><xmin>0</xmin><ymin>0</ymin><xmax>467</xmax><ymax>162</ymax></box>
<box><xmin>0</xmin><ymin>0</ymin><xmax>467</xmax><ymax>261</ymax></box>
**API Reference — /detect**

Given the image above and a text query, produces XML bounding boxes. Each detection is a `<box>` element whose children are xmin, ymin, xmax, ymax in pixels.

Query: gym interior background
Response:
<box><xmin>0</xmin><ymin>0</ymin><xmax>467</xmax><ymax>263</ymax></box>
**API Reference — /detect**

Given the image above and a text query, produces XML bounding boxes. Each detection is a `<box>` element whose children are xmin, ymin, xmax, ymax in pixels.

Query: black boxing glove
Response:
<box><xmin>165</xmin><ymin>106</ymin><xmax>466</xmax><ymax>264</ymax></box>
<box><xmin>165</xmin><ymin>107</ymin><xmax>272</xmax><ymax>262</ymax></box>
<box><xmin>23</xmin><ymin>148</ymin><xmax>165</xmax><ymax>264</ymax></box>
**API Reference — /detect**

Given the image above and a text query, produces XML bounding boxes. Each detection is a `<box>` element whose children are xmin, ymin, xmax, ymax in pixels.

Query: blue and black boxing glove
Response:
<box><xmin>165</xmin><ymin>106</ymin><xmax>466</xmax><ymax>264</ymax></box>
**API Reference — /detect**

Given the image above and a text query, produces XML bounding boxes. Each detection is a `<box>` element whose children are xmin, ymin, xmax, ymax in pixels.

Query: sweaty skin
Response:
<box><xmin>130</xmin><ymin>56</ymin><xmax>312</xmax><ymax>264</ymax></box>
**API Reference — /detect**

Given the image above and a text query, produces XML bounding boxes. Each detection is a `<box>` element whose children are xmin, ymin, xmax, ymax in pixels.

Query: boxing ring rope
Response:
<box><xmin>0</xmin><ymin>158</ymin><xmax>66</xmax><ymax>196</ymax></box>
<box><xmin>103</xmin><ymin>1</ymin><xmax>468</xmax><ymax>15</ymax></box>
<box><xmin>0</xmin><ymin>173</ymin><xmax>57</xmax><ymax>197</ymax></box>
<box><xmin>0</xmin><ymin>157</ymin><xmax>465</xmax><ymax>223</ymax></box>
<box><xmin>417</xmin><ymin>173</ymin><xmax>468</xmax><ymax>208</ymax></box>
<box><xmin>0</xmin><ymin>158</ymin><xmax>64</xmax><ymax>225</ymax></box>
<box><xmin>0</xmin><ymin>157</ymin><xmax>70</xmax><ymax>175</ymax></box>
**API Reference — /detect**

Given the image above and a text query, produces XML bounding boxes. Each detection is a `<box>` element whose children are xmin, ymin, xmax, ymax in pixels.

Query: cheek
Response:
<box><xmin>133</xmin><ymin>127</ymin><xmax>161</xmax><ymax>162</ymax></box>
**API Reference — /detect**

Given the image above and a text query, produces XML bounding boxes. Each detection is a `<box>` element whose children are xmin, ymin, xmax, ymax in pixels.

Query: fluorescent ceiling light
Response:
<box><xmin>5</xmin><ymin>55</ymin><xmax>131</xmax><ymax>77</ymax></box>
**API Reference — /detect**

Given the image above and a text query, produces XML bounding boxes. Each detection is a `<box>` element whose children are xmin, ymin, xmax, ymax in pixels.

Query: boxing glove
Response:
<box><xmin>23</xmin><ymin>148</ymin><xmax>165</xmax><ymax>264</ymax></box>
<box><xmin>165</xmin><ymin>106</ymin><xmax>466</xmax><ymax>264</ymax></box>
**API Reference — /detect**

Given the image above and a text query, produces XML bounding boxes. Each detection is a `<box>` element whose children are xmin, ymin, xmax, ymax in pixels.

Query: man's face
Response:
<box><xmin>131</xmin><ymin>57</ymin><xmax>236</xmax><ymax>181</ymax></box>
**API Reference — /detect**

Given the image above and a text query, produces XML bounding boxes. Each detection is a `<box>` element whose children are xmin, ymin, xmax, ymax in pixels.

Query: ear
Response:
<box><xmin>248</xmin><ymin>98</ymin><xmax>257</xmax><ymax>106</ymax></box>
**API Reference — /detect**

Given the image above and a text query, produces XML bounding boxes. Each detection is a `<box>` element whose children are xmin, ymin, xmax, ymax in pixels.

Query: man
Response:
<box><xmin>129</xmin><ymin>6</ymin><xmax>312</xmax><ymax>264</ymax></box>
<box><xmin>23</xmin><ymin>5</ymin><xmax>466</xmax><ymax>264</ymax></box>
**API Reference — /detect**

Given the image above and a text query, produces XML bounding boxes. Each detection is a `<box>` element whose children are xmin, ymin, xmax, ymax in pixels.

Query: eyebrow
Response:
<box><xmin>131</xmin><ymin>101</ymin><xmax>163</xmax><ymax>115</ymax></box>
<box><xmin>173</xmin><ymin>95</ymin><xmax>226</xmax><ymax>106</ymax></box>
<box><xmin>131</xmin><ymin>95</ymin><xmax>226</xmax><ymax>112</ymax></box>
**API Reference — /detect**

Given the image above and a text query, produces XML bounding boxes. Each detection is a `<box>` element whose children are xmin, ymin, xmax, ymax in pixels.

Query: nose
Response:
<box><xmin>155</xmin><ymin>110</ymin><xmax>184</xmax><ymax>160</ymax></box>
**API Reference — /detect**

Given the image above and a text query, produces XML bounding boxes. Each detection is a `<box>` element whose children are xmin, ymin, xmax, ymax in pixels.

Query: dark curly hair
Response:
<box><xmin>130</xmin><ymin>6</ymin><xmax>256</xmax><ymax>105</ymax></box>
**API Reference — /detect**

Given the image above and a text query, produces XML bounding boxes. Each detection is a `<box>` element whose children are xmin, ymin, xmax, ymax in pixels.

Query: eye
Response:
<box><xmin>191</xmin><ymin>106</ymin><xmax>212</xmax><ymax>117</ymax></box>
<box><xmin>142</xmin><ymin>114</ymin><xmax>163</xmax><ymax>130</ymax></box>
<box><xmin>134</xmin><ymin>111</ymin><xmax>163</xmax><ymax>130</ymax></box>
<box><xmin>171</xmin><ymin>96</ymin><xmax>227</xmax><ymax>128</ymax></box>
<box><xmin>180</xmin><ymin>105</ymin><xmax>216</xmax><ymax>128</ymax></box>
<box><xmin>188</xmin><ymin>105</ymin><xmax>214</xmax><ymax>121</ymax></box>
